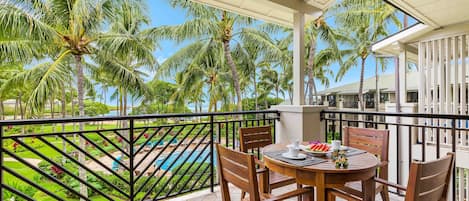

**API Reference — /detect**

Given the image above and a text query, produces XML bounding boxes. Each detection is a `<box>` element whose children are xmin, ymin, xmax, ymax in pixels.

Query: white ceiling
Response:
<box><xmin>189</xmin><ymin>0</ymin><xmax>335</xmax><ymax>27</ymax></box>
<box><xmin>387</xmin><ymin>0</ymin><xmax>469</xmax><ymax>28</ymax></box>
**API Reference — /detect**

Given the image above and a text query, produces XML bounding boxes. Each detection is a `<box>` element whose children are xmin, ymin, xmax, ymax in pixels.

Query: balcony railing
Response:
<box><xmin>0</xmin><ymin>110</ymin><xmax>279</xmax><ymax>201</ymax></box>
<box><xmin>322</xmin><ymin>110</ymin><xmax>468</xmax><ymax>201</ymax></box>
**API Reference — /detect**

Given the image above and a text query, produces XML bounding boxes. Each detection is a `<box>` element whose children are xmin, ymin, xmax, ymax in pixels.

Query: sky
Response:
<box><xmin>129</xmin><ymin>0</ymin><xmax>418</xmax><ymax>108</ymax></box>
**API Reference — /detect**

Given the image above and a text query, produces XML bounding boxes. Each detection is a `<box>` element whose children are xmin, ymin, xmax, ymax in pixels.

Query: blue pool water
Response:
<box><xmin>155</xmin><ymin>149</ymin><xmax>216</xmax><ymax>171</ymax></box>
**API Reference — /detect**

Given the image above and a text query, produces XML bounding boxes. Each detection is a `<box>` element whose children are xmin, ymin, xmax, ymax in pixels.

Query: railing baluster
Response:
<box><xmin>436</xmin><ymin>124</ymin><xmax>441</xmax><ymax>158</ymax></box>
<box><xmin>422</xmin><ymin>124</ymin><xmax>426</xmax><ymax>161</ymax></box>
<box><xmin>408</xmin><ymin>125</ymin><xmax>412</xmax><ymax>168</ymax></box>
<box><xmin>324</xmin><ymin>117</ymin><xmax>328</xmax><ymax>141</ymax></box>
<box><xmin>225</xmin><ymin>122</ymin><xmax>228</xmax><ymax>147</ymax></box>
<box><xmin>129</xmin><ymin>119</ymin><xmax>134</xmax><ymax>201</ymax></box>
<box><xmin>210</xmin><ymin>115</ymin><xmax>214</xmax><ymax>193</ymax></box>
<box><xmin>0</xmin><ymin>125</ymin><xmax>3</xmax><ymax>201</ymax></box>
<box><xmin>339</xmin><ymin>113</ymin><xmax>343</xmax><ymax>140</ymax></box>
<box><xmin>396</xmin><ymin>123</ymin><xmax>401</xmax><ymax>187</ymax></box>
<box><xmin>452</xmin><ymin>118</ymin><xmax>456</xmax><ymax>201</ymax></box>
<box><xmin>232</xmin><ymin>121</ymin><xmax>235</xmax><ymax>149</ymax></box>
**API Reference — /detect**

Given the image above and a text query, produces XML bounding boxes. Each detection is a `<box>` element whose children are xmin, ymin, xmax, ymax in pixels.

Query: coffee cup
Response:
<box><xmin>286</xmin><ymin>144</ymin><xmax>300</xmax><ymax>157</ymax></box>
<box><xmin>331</xmin><ymin>140</ymin><xmax>341</xmax><ymax>150</ymax></box>
<box><xmin>292</xmin><ymin>140</ymin><xmax>300</xmax><ymax>149</ymax></box>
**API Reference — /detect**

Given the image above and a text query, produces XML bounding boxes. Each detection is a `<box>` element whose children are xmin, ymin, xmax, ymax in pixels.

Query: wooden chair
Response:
<box><xmin>216</xmin><ymin>144</ymin><xmax>314</xmax><ymax>201</ymax></box>
<box><xmin>239</xmin><ymin>126</ymin><xmax>300</xmax><ymax>195</ymax></box>
<box><xmin>331</xmin><ymin>127</ymin><xmax>390</xmax><ymax>201</ymax></box>
<box><xmin>328</xmin><ymin>152</ymin><xmax>455</xmax><ymax>201</ymax></box>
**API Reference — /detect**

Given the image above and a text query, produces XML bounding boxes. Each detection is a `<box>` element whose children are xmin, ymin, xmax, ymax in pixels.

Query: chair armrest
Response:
<box><xmin>374</xmin><ymin>177</ymin><xmax>407</xmax><ymax>191</ymax></box>
<box><xmin>254</xmin><ymin>158</ymin><xmax>266</xmax><ymax>168</ymax></box>
<box><xmin>264</xmin><ymin>187</ymin><xmax>313</xmax><ymax>201</ymax></box>
<box><xmin>256</xmin><ymin>168</ymin><xmax>268</xmax><ymax>174</ymax></box>
<box><xmin>379</xmin><ymin>161</ymin><xmax>388</xmax><ymax>168</ymax></box>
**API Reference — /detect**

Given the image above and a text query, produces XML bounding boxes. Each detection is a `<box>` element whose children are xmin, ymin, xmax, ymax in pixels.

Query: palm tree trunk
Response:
<box><xmin>253</xmin><ymin>74</ymin><xmax>258</xmax><ymax>111</ymax></box>
<box><xmin>19</xmin><ymin>93</ymin><xmax>25</xmax><ymax>134</ymax></box>
<box><xmin>62</xmin><ymin>86</ymin><xmax>67</xmax><ymax>164</ymax></box>
<box><xmin>71</xmin><ymin>79</ymin><xmax>76</xmax><ymax>131</ymax></box>
<box><xmin>358</xmin><ymin>58</ymin><xmax>366</xmax><ymax>111</ymax></box>
<box><xmin>0</xmin><ymin>98</ymin><xmax>4</xmax><ymax>120</ymax></box>
<box><xmin>19</xmin><ymin>93</ymin><xmax>24</xmax><ymax>120</ymax></box>
<box><xmin>74</xmin><ymin>54</ymin><xmax>88</xmax><ymax>199</ymax></box>
<box><xmin>276</xmin><ymin>87</ymin><xmax>279</xmax><ymax>103</ymax></box>
<box><xmin>14</xmin><ymin>97</ymin><xmax>18</xmax><ymax>120</ymax></box>
<box><xmin>307</xmin><ymin>37</ymin><xmax>317</xmax><ymax>104</ymax></box>
<box><xmin>223</xmin><ymin>40</ymin><xmax>242</xmax><ymax>112</ymax></box>
<box><xmin>50</xmin><ymin>96</ymin><xmax>55</xmax><ymax>133</ymax></box>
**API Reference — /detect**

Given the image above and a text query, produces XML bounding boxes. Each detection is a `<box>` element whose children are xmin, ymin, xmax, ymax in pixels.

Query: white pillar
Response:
<box><xmin>272</xmin><ymin>105</ymin><xmax>327</xmax><ymax>144</ymax></box>
<box><xmin>398</xmin><ymin>45</ymin><xmax>407</xmax><ymax>104</ymax></box>
<box><xmin>385</xmin><ymin>103</ymin><xmax>418</xmax><ymax>186</ymax></box>
<box><xmin>293</xmin><ymin>12</ymin><xmax>305</xmax><ymax>105</ymax></box>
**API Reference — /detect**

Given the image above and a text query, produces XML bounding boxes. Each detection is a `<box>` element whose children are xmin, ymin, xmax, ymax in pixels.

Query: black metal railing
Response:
<box><xmin>0</xmin><ymin>110</ymin><xmax>279</xmax><ymax>201</ymax></box>
<box><xmin>321</xmin><ymin>110</ymin><xmax>469</xmax><ymax>201</ymax></box>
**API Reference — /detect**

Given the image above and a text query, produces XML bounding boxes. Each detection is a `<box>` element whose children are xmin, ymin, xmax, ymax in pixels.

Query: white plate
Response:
<box><xmin>299</xmin><ymin>145</ymin><xmax>332</xmax><ymax>156</ymax></box>
<box><xmin>281</xmin><ymin>153</ymin><xmax>307</xmax><ymax>160</ymax></box>
<box><xmin>340</xmin><ymin>146</ymin><xmax>349</xmax><ymax>151</ymax></box>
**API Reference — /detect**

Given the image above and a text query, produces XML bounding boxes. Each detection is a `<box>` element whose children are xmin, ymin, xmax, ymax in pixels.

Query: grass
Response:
<box><xmin>3</xmin><ymin>161</ymin><xmax>123</xmax><ymax>201</ymax></box>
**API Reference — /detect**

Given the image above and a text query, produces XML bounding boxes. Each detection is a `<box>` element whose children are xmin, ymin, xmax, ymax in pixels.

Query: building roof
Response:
<box><xmin>373</xmin><ymin>0</ymin><xmax>469</xmax><ymax>57</ymax></box>
<box><xmin>386</xmin><ymin>0</ymin><xmax>469</xmax><ymax>28</ymax></box>
<box><xmin>189</xmin><ymin>0</ymin><xmax>335</xmax><ymax>27</ymax></box>
<box><xmin>317</xmin><ymin>71</ymin><xmax>419</xmax><ymax>95</ymax></box>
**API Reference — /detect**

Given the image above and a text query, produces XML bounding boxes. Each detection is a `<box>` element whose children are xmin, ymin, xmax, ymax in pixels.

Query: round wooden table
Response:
<box><xmin>263</xmin><ymin>143</ymin><xmax>380</xmax><ymax>201</ymax></box>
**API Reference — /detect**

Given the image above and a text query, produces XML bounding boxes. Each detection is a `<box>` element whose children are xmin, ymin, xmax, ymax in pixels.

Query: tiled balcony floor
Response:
<box><xmin>167</xmin><ymin>184</ymin><xmax>403</xmax><ymax>201</ymax></box>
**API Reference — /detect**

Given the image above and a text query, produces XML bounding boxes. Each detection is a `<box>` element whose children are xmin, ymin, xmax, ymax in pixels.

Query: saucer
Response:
<box><xmin>281</xmin><ymin>153</ymin><xmax>307</xmax><ymax>160</ymax></box>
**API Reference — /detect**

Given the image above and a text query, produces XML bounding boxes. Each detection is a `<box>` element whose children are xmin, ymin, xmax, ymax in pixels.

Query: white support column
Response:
<box><xmin>293</xmin><ymin>12</ymin><xmax>305</xmax><ymax>105</ymax></box>
<box><xmin>398</xmin><ymin>44</ymin><xmax>407</xmax><ymax>105</ymax></box>
<box><xmin>460</xmin><ymin>36</ymin><xmax>467</xmax><ymax>147</ymax></box>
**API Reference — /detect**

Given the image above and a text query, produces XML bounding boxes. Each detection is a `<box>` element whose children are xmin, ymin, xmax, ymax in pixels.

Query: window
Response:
<box><xmin>407</xmin><ymin>92</ymin><xmax>418</xmax><ymax>103</ymax></box>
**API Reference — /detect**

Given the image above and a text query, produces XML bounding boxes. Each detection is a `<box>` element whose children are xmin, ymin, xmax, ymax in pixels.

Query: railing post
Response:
<box><xmin>339</xmin><ymin>113</ymin><xmax>343</xmax><ymax>140</ymax></box>
<box><xmin>129</xmin><ymin>119</ymin><xmax>134</xmax><ymax>201</ymax></box>
<box><xmin>451</xmin><ymin>119</ymin><xmax>456</xmax><ymax>201</ymax></box>
<box><xmin>210</xmin><ymin>115</ymin><xmax>214</xmax><ymax>192</ymax></box>
<box><xmin>0</xmin><ymin>125</ymin><xmax>3</xmax><ymax>201</ymax></box>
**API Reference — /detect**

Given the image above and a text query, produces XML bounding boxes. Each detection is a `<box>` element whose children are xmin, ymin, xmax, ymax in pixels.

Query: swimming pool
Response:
<box><xmin>155</xmin><ymin>149</ymin><xmax>216</xmax><ymax>171</ymax></box>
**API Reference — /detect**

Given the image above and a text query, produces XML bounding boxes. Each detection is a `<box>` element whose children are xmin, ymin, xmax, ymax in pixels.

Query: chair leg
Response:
<box><xmin>241</xmin><ymin>191</ymin><xmax>246</xmax><ymax>201</ymax></box>
<box><xmin>380</xmin><ymin>186</ymin><xmax>390</xmax><ymax>201</ymax></box>
<box><xmin>327</xmin><ymin>191</ymin><xmax>336</xmax><ymax>201</ymax></box>
<box><xmin>297</xmin><ymin>184</ymin><xmax>303</xmax><ymax>201</ymax></box>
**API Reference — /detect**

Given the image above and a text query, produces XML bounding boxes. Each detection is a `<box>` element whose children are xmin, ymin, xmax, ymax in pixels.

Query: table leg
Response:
<box><xmin>362</xmin><ymin>177</ymin><xmax>376</xmax><ymax>201</ymax></box>
<box><xmin>315</xmin><ymin>173</ymin><xmax>326</xmax><ymax>201</ymax></box>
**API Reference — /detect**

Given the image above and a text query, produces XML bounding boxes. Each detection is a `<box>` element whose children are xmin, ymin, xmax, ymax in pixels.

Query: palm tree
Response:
<box><xmin>333</xmin><ymin>0</ymin><xmax>401</xmax><ymax>110</ymax></box>
<box><xmin>162</xmin><ymin>44</ymin><xmax>231</xmax><ymax>112</ymax></box>
<box><xmin>259</xmin><ymin>66</ymin><xmax>282</xmax><ymax>101</ymax></box>
<box><xmin>157</xmin><ymin>0</ymin><xmax>282</xmax><ymax>111</ymax></box>
<box><xmin>0</xmin><ymin>0</ymin><xmax>162</xmax><ymax>198</ymax></box>
<box><xmin>95</xmin><ymin>0</ymin><xmax>158</xmax><ymax>118</ymax></box>
<box><xmin>304</xmin><ymin>15</ymin><xmax>343</xmax><ymax>104</ymax></box>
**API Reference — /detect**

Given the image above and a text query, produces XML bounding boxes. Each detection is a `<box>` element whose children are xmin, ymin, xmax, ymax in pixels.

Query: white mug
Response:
<box><xmin>331</xmin><ymin>140</ymin><xmax>341</xmax><ymax>150</ymax></box>
<box><xmin>292</xmin><ymin>140</ymin><xmax>300</xmax><ymax>149</ymax></box>
<box><xmin>287</xmin><ymin>144</ymin><xmax>300</xmax><ymax>157</ymax></box>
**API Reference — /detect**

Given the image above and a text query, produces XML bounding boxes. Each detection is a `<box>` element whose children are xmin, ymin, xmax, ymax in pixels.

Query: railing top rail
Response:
<box><xmin>322</xmin><ymin>109</ymin><xmax>469</xmax><ymax>120</ymax></box>
<box><xmin>0</xmin><ymin>110</ymin><xmax>279</xmax><ymax>126</ymax></box>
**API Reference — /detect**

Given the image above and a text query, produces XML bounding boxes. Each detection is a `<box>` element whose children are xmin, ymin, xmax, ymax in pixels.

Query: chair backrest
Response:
<box><xmin>239</xmin><ymin>126</ymin><xmax>272</xmax><ymax>153</ymax></box>
<box><xmin>343</xmin><ymin>127</ymin><xmax>389</xmax><ymax>163</ymax></box>
<box><xmin>405</xmin><ymin>152</ymin><xmax>455</xmax><ymax>201</ymax></box>
<box><xmin>216</xmin><ymin>144</ymin><xmax>260</xmax><ymax>201</ymax></box>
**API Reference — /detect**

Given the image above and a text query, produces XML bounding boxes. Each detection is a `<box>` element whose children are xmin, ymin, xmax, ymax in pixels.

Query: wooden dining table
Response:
<box><xmin>262</xmin><ymin>143</ymin><xmax>380</xmax><ymax>201</ymax></box>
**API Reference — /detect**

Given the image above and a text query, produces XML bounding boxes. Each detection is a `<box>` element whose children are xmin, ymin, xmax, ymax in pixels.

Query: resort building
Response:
<box><xmin>318</xmin><ymin>71</ymin><xmax>419</xmax><ymax>111</ymax></box>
